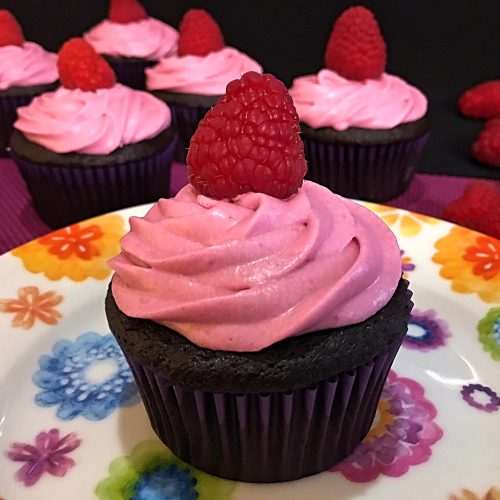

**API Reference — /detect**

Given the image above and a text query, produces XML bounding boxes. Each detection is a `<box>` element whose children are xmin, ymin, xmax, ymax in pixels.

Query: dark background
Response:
<box><xmin>3</xmin><ymin>0</ymin><xmax>500</xmax><ymax>180</ymax></box>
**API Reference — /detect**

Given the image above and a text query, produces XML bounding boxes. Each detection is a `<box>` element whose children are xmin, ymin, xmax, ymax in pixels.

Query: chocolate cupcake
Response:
<box><xmin>10</xmin><ymin>38</ymin><xmax>176</xmax><ymax>228</ymax></box>
<box><xmin>106</xmin><ymin>72</ymin><xmax>412</xmax><ymax>483</ymax></box>
<box><xmin>0</xmin><ymin>10</ymin><xmax>58</xmax><ymax>155</ymax></box>
<box><xmin>84</xmin><ymin>0</ymin><xmax>178</xmax><ymax>89</ymax></box>
<box><xmin>146</xmin><ymin>9</ymin><xmax>262</xmax><ymax>159</ymax></box>
<box><xmin>289</xmin><ymin>6</ymin><xmax>431</xmax><ymax>201</ymax></box>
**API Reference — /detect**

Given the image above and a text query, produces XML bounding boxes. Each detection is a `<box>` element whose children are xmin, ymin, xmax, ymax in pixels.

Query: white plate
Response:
<box><xmin>0</xmin><ymin>203</ymin><xmax>499</xmax><ymax>500</ymax></box>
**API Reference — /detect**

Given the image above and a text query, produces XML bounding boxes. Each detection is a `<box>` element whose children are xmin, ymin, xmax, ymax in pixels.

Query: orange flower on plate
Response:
<box><xmin>0</xmin><ymin>286</ymin><xmax>63</xmax><ymax>329</ymax></box>
<box><xmin>433</xmin><ymin>226</ymin><xmax>500</xmax><ymax>303</ymax></box>
<box><xmin>449</xmin><ymin>487</ymin><xmax>500</xmax><ymax>500</ymax></box>
<box><xmin>364</xmin><ymin>203</ymin><xmax>440</xmax><ymax>237</ymax></box>
<box><xmin>12</xmin><ymin>214</ymin><xmax>125</xmax><ymax>282</ymax></box>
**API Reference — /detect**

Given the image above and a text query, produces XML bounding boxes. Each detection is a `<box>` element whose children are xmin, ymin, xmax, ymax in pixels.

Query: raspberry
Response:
<box><xmin>0</xmin><ymin>10</ymin><xmax>24</xmax><ymax>47</ymax></box>
<box><xmin>443</xmin><ymin>181</ymin><xmax>500</xmax><ymax>239</ymax></box>
<box><xmin>108</xmin><ymin>0</ymin><xmax>147</xmax><ymax>24</ymax></box>
<box><xmin>459</xmin><ymin>81</ymin><xmax>500</xmax><ymax>119</ymax></box>
<box><xmin>178</xmin><ymin>9</ymin><xmax>224</xmax><ymax>57</ymax></box>
<box><xmin>471</xmin><ymin>119</ymin><xmax>500</xmax><ymax>167</ymax></box>
<box><xmin>187</xmin><ymin>71</ymin><xmax>307</xmax><ymax>200</ymax></box>
<box><xmin>325</xmin><ymin>6</ymin><xmax>386</xmax><ymax>81</ymax></box>
<box><xmin>58</xmin><ymin>38</ymin><xmax>116</xmax><ymax>92</ymax></box>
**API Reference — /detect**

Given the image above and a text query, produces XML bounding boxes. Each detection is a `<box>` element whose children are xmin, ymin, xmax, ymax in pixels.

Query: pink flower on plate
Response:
<box><xmin>6</xmin><ymin>428</ymin><xmax>81</xmax><ymax>486</ymax></box>
<box><xmin>332</xmin><ymin>371</ymin><xmax>443</xmax><ymax>482</ymax></box>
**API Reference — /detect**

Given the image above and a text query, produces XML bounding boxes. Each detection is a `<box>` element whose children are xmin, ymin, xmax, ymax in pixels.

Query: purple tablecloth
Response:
<box><xmin>0</xmin><ymin>158</ymin><xmax>498</xmax><ymax>255</ymax></box>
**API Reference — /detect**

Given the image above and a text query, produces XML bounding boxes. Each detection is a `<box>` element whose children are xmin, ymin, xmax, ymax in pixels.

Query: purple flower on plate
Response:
<box><xmin>332</xmin><ymin>370</ymin><xmax>443</xmax><ymax>483</ymax></box>
<box><xmin>6</xmin><ymin>428</ymin><xmax>81</xmax><ymax>486</ymax></box>
<box><xmin>461</xmin><ymin>384</ymin><xmax>500</xmax><ymax>413</ymax></box>
<box><xmin>401</xmin><ymin>249</ymin><xmax>416</xmax><ymax>278</ymax></box>
<box><xmin>403</xmin><ymin>309</ymin><xmax>451</xmax><ymax>352</ymax></box>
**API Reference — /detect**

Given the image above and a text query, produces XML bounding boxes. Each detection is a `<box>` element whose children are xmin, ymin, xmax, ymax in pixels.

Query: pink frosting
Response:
<box><xmin>14</xmin><ymin>83</ymin><xmax>171</xmax><ymax>155</ymax></box>
<box><xmin>84</xmin><ymin>18</ymin><xmax>178</xmax><ymax>61</ymax></box>
<box><xmin>289</xmin><ymin>69</ymin><xmax>427</xmax><ymax>130</ymax></box>
<box><xmin>146</xmin><ymin>47</ymin><xmax>262</xmax><ymax>95</ymax></box>
<box><xmin>110</xmin><ymin>181</ymin><xmax>401</xmax><ymax>352</ymax></box>
<box><xmin>0</xmin><ymin>42</ymin><xmax>58</xmax><ymax>91</ymax></box>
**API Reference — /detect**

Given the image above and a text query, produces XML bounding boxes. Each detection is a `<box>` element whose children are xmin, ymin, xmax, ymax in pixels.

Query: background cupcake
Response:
<box><xmin>290</xmin><ymin>6</ymin><xmax>431</xmax><ymax>202</ymax></box>
<box><xmin>84</xmin><ymin>0</ymin><xmax>178</xmax><ymax>90</ymax></box>
<box><xmin>10</xmin><ymin>38</ymin><xmax>177</xmax><ymax>228</ymax></box>
<box><xmin>146</xmin><ymin>8</ymin><xmax>262</xmax><ymax>159</ymax></box>
<box><xmin>106</xmin><ymin>72</ymin><xmax>412</xmax><ymax>483</ymax></box>
<box><xmin>0</xmin><ymin>10</ymin><xmax>58</xmax><ymax>156</ymax></box>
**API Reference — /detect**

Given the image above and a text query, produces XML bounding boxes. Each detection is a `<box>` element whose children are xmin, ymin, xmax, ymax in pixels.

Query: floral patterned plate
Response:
<box><xmin>0</xmin><ymin>204</ymin><xmax>499</xmax><ymax>500</ymax></box>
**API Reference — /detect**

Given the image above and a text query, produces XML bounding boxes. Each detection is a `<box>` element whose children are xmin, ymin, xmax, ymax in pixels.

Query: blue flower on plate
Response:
<box><xmin>33</xmin><ymin>332</ymin><xmax>139</xmax><ymax>421</ymax></box>
<box><xmin>133</xmin><ymin>465</ymin><xmax>197</xmax><ymax>500</ymax></box>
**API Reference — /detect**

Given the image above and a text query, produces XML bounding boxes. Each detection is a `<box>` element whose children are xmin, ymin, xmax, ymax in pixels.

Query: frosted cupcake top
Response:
<box><xmin>146</xmin><ymin>47</ymin><xmax>262</xmax><ymax>95</ymax></box>
<box><xmin>289</xmin><ymin>69</ymin><xmax>427</xmax><ymax>131</ymax></box>
<box><xmin>14</xmin><ymin>83</ymin><xmax>171</xmax><ymax>154</ymax></box>
<box><xmin>110</xmin><ymin>181</ymin><xmax>401</xmax><ymax>352</ymax></box>
<box><xmin>84</xmin><ymin>18</ymin><xmax>178</xmax><ymax>61</ymax></box>
<box><xmin>0</xmin><ymin>42</ymin><xmax>58</xmax><ymax>91</ymax></box>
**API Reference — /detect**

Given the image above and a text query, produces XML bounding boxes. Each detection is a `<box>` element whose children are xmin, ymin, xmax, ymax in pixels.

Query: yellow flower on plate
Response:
<box><xmin>433</xmin><ymin>226</ymin><xmax>500</xmax><ymax>303</ymax></box>
<box><xmin>12</xmin><ymin>214</ymin><xmax>125</xmax><ymax>282</ymax></box>
<box><xmin>449</xmin><ymin>487</ymin><xmax>500</xmax><ymax>500</ymax></box>
<box><xmin>364</xmin><ymin>203</ymin><xmax>440</xmax><ymax>237</ymax></box>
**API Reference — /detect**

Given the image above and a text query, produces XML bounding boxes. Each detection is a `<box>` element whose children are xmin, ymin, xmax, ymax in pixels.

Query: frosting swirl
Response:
<box><xmin>289</xmin><ymin>69</ymin><xmax>427</xmax><ymax>130</ymax></box>
<box><xmin>0</xmin><ymin>42</ymin><xmax>58</xmax><ymax>91</ymax></box>
<box><xmin>110</xmin><ymin>181</ymin><xmax>401</xmax><ymax>352</ymax></box>
<box><xmin>146</xmin><ymin>47</ymin><xmax>263</xmax><ymax>95</ymax></box>
<box><xmin>14</xmin><ymin>83</ymin><xmax>171</xmax><ymax>154</ymax></box>
<box><xmin>84</xmin><ymin>18</ymin><xmax>178</xmax><ymax>61</ymax></box>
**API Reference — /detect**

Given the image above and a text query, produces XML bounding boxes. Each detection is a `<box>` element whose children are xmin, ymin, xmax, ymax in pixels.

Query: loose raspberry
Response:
<box><xmin>459</xmin><ymin>81</ymin><xmax>500</xmax><ymax>119</ymax></box>
<box><xmin>325</xmin><ymin>6</ymin><xmax>386</xmax><ymax>81</ymax></box>
<box><xmin>0</xmin><ymin>10</ymin><xmax>24</xmax><ymax>47</ymax></box>
<box><xmin>471</xmin><ymin>119</ymin><xmax>500</xmax><ymax>168</ymax></box>
<box><xmin>108</xmin><ymin>0</ymin><xmax>147</xmax><ymax>24</ymax></box>
<box><xmin>187</xmin><ymin>71</ymin><xmax>307</xmax><ymax>200</ymax></box>
<box><xmin>443</xmin><ymin>181</ymin><xmax>500</xmax><ymax>239</ymax></box>
<box><xmin>178</xmin><ymin>9</ymin><xmax>224</xmax><ymax>57</ymax></box>
<box><xmin>58</xmin><ymin>38</ymin><xmax>116</xmax><ymax>92</ymax></box>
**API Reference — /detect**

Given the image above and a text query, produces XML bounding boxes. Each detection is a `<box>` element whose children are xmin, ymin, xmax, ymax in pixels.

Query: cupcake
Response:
<box><xmin>10</xmin><ymin>38</ymin><xmax>177</xmax><ymax>229</ymax></box>
<box><xmin>146</xmin><ymin>9</ymin><xmax>262</xmax><ymax>159</ymax></box>
<box><xmin>106</xmin><ymin>72</ymin><xmax>412</xmax><ymax>483</ymax></box>
<box><xmin>84</xmin><ymin>0</ymin><xmax>178</xmax><ymax>90</ymax></box>
<box><xmin>289</xmin><ymin>6</ymin><xmax>431</xmax><ymax>202</ymax></box>
<box><xmin>0</xmin><ymin>10</ymin><xmax>58</xmax><ymax>155</ymax></box>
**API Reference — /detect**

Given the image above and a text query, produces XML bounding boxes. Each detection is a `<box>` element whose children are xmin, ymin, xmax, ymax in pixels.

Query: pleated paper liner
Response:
<box><xmin>303</xmin><ymin>132</ymin><xmax>430</xmax><ymax>202</ymax></box>
<box><xmin>123</xmin><ymin>335</ymin><xmax>402</xmax><ymax>483</ymax></box>
<box><xmin>11</xmin><ymin>136</ymin><xmax>177</xmax><ymax>228</ymax></box>
<box><xmin>105</xmin><ymin>57</ymin><xmax>156</xmax><ymax>90</ymax></box>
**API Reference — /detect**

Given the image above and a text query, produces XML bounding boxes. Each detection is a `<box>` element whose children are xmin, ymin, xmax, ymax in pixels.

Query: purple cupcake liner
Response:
<box><xmin>0</xmin><ymin>94</ymin><xmax>39</xmax><ymax>157</ymax></box>
<box><xmin>123</xmin><ymin>336</ymin><xmax>402</xmax><ymax>483</ymax></box>
<box><xmin>303</xmin><ymin>132</ymin><xmax>430</xmax><ymax>202</ymax></box>
<box><xmin>168</xmin><ymin>103</ymin><xmax>211</xmax><ymax>161</ymax></box>
<box><xmin>106</xmin><ymin>58</ymin><xmax>156</xmax><ymax>90</ymax></box>
<box><xmin>11</xmin><ymin>137</ymin><xmax>177</xmax><ymax>228</ymax></box>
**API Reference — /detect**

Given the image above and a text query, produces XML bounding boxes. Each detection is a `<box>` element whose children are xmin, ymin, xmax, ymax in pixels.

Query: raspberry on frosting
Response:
<box><xmin>108</xmin><ymin>0</ymin><xmax>148</xmax><ymax>24</ymax></box>
<box><xmin>325</xmin><ymin>6</ymin><xmax>386</xmax><ymax>81</ymax></box>
<box><xmin>0</xmin><ymin>10</ymin><xmax>24</xmax><ymax>47</ymax></box>
<box><xmin>187</xmin><ymin>71</ymin><xmax>307</xmax><ymax>200</ymax></box>
<box><xmin>178</xmin><ymin>9</ymin><xmax>225</xmax><ymax>57</ymax></box>
<box><xmin>58</xmin><ymin>38</ymin><xmax>116</xmax><ymax>91</ymax></box>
